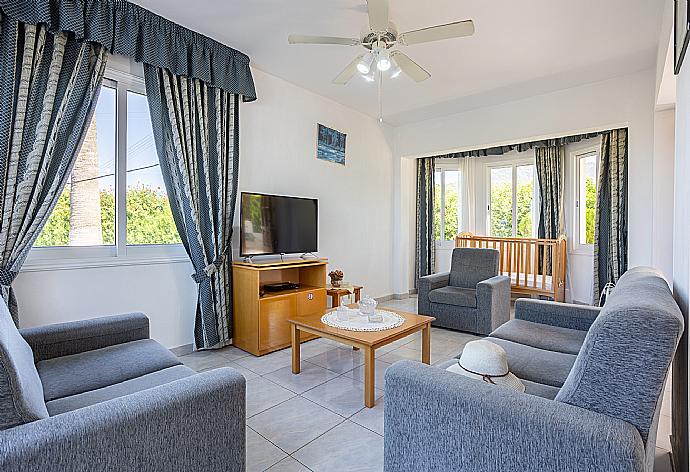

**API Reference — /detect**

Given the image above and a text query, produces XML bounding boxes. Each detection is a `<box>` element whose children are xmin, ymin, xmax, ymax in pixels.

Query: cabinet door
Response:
<box><xmin>296</xmin><ymin>289</ymin><xmax>326</xmax><ymax>316</ymax></box>
<box><xmin>259</xmin><ymin>296</ymin><xmax>296</xmax><ymax>352</ymax></box>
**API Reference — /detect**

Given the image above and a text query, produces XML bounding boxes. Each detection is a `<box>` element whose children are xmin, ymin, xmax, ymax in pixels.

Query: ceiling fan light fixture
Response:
<box><xmin>376</xmin><ymin>49</ymin><xmax>391</xmax><ymax>71</ymax></box>
<box><xmin>357</xmin><ymin>52</ymin><xmax>374</xmax><ymax>74</ymax></box>
<box><xmin>389</xmin><ymin>58</ymin><xmax>402</xmax><ymax>78</ymax></box>
<box><xmin>362</xmin><ymin>69</ymin><xmax>376</xmax><ymax>82</ymax></box>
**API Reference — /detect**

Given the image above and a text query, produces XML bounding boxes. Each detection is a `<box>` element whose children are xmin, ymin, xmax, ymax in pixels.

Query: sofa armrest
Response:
<box><xmin>384</xmin><ymin>361</ymin><xmax>645</xmax><ymax>472</ymax></box>
<box><xmin>20</xmin><ymin>313</ymin><xmax>149</xmax><ymax>362</ymax></box>
<box><xmin>515</xmin><ymin>298</ymin><xmax>601</xmax><ymax>331</ymax></box>
<box><xmin>476</xmin><ymin>275</ymin><xmax>511</xmax><ymax>334</ymax></box>
<box><xmin>417</xmin><ymin>272</ymin><xmax>449</xmax><ymax>315</ymax></box>
<box><xmin>0</xmin><ymin>368</ymin><xmax>245</xmax><ymax>472</ymax></box>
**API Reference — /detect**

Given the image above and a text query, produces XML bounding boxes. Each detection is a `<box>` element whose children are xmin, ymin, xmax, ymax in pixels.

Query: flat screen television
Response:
<box><xmin>239</xmin><ymin>192</ymin><xmax>318</xmax><ymax>257</ymax></box>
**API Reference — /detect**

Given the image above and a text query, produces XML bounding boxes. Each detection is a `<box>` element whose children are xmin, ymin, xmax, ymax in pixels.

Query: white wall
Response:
<box><xmin>13</xmin><ymin>66</ymin><xmax>395</xmax><ymax>349</ymax></box>
<box><xmin>394</xmin><ymin>69</ymin><xmax>658</xmax><ymax>297</ymax></box>
<box><xmin>653</xmin><ymin>108</ymin><xmax>675</xmax><ymax>282</ymax></box>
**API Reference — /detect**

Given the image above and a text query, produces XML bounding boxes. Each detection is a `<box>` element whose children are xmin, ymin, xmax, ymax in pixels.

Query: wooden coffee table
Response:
<box><xmin>288</xmin><ymin>307</ymin><xmax>435</xmax><ymax>408</ymax></box>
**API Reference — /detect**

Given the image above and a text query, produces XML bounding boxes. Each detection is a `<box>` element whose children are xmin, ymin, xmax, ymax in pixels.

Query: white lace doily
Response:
<box><xmin>321</xmin><ymin>309</ymin><xmax>405</xmax><ymax>332</ymax></box>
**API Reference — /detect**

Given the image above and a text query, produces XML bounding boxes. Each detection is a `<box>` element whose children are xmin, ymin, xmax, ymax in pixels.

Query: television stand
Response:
<box><xmin>232</xmin><ymin>258</ymin><xmax>328</xmax><ymax>356</ymax></box>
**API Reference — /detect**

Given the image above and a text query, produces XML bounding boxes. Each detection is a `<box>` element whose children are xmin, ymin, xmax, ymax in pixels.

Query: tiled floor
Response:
<box><xmin>178</xmin><ymin>296</ymin><xmax>675</xmax><ymax>472</ymax></box>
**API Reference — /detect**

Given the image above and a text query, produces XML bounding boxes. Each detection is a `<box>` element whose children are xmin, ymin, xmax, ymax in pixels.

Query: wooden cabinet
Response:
<box><xmin>232</xmin><ymin>259</ymin><xmax>327</xmax><ymax>356</ymax></box>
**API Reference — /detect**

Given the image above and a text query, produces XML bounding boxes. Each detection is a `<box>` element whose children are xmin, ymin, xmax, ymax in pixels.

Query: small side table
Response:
<box><xmin>326</xmin><ymin>284</ymin><xmax>363</xmax><ymax>308</ymax></box>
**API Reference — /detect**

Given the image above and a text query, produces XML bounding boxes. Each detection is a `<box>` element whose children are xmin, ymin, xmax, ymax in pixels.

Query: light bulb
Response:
<box><xmin>357</xmin><ymin>53</ymin><xmax>374</xmax><ymax>74</ymax></box>
<box><xmin>377</xmin><ymin>49</ymin><xmax>391</xmax><ymax>71</ymax></box>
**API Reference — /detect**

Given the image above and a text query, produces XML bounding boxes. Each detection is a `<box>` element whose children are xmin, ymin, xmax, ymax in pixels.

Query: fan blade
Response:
<box><xmin>391</xmin><ymin>51</ymin><xmax>430</xmax><ymax>82</ymax></box>
<box><xmin>333</xmin><ymin>55</ymin><xmax>365</xmax><ymax>85</ymax></box>
<box><xmin>398</xmin><ymin>20</ymin><xmax>474</xmax><ymax>45</ymax></box>
<box><xmin>366</xmin><ymin>0</ymin><xmax>389</xmax><ymax>32</ymax></box>
<box><xmin>288</xmin><ymin>35</ymin><xmax>360</xmax><ymax>46</ymax></box>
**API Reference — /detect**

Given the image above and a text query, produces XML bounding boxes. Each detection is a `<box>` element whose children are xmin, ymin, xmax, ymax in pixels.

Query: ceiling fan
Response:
<box><xmin>287</xmin><ymin>0</ymin><xmax>475</xmax><ymax>85</ymax></box>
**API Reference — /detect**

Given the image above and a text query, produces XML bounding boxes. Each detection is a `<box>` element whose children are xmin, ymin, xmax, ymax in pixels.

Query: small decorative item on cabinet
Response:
<box><xmin>328</xmin><ymin>269</ymin><xmax>344</xmax><ymax>287</ymax></box>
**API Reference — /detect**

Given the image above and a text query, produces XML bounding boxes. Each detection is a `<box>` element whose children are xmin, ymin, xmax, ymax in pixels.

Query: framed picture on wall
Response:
<box><xmin>675</xmin><ymin>0</ymin><xmax>690</xmax><ymax>74</ymax></box>
<box><xmin>316</xmin><ymin>123</ymin><xmax>346</xmax><ymax>165</ymax></box>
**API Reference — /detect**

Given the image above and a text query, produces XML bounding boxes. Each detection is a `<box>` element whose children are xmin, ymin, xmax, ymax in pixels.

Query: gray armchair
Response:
<box><xmin>0</xmin><ymin>300</ymin><xmax>245</xmax><ymax>471</ymax></box>
<box><xmin>418</xmin><ymin>247</ymin><xmax>510</xmax><ymax>334</ymax></box>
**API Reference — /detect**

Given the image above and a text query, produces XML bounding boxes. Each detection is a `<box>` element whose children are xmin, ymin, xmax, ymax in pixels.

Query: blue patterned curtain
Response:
<box><xmin>0</xmin><ymin>13</ymin><xmax>107</xmax><ymax>324</ymax></box>
<box><xmin>415</xmin><ymin>158</ymin><xmax>435</xmax><ymax>286</ymax></box>
<box><xmin>593</xmin><ymin>129</ymin><xmax>628</xmax><ymax>304</ymax></box>
<box><xmin>536</xmin><ymin>145</ymin><xmax>565</xmax><ymax>276</ymax></box>
<box><xmin>144</xmin><ymin>65</ymin><xmax>238</xmax><ymax>349</ymax></box>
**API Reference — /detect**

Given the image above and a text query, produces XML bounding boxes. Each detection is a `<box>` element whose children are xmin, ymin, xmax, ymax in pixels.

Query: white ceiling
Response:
<box><xmin>130</xmin><ymin>0</ymin><xmax>665</xmax><ymax>125</ymax></box>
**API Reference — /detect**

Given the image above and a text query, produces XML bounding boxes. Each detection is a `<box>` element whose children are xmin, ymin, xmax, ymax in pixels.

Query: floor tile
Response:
<box><xmin>246</xmin><ymin>377</ymin><xmax>296</xmax><ymax>418</ymax></box>
<box><xmin>306</xmin><ymin>348</ymin><xmax>365</xmax><ymax>374</ymax></box>
<box><xmin>378</xmin><ymin>346</ymin><xmax>425</xmax><ymax>364</ymax></box>
<box><xmin>290</xmin><ymin>340</ymin><xmax>338</xmax><ymax>359</ymax></box>
<box><xmin>179</xmin><ymin>351</ymin><xmax>229</xmax><ymax>372</ymax></box>
<box><xmin>218</xmin><ymin>362</ymin><xmax>261</xmax><ymax>380</ymax></box>
<box><xmin>265</xmin><ymin>362</ymin><xmax>340</xmax><ymax>394</ymax></box>
<box><xmin>293</xmin><ymin>421</ymin><xmax>384</xmax><ymax>472</ymax></box>
<box><xmin>235</xmin><ymin>349</ymin><xmax>293</xmax><ymax>375</ymax></box>
<box><xmin>302</xmin><ymin>375</ymin><xmax>384</xmax><ymax>417</ymax></box>
<box><xmin>247</xmin><ymin>397</ymin><xmax>344</xmax><ymax>454</ymax></box>
<box><xmin>219</xmin><ymin>345</ymin><xmax>252</xmax><ymax>361</ymax></box>
<box><xmin>266</xmin><ymin>457</ymin><xmax>312</xmax><ymax>472</ymax></box>
<box><xmin>246</xmin><ymin>427</ymin><xmax>287</xmax><ymax>472</ymax></box>
<box><xmin>342</xmin><ymin>360</ymin><xmax>392</xmax><ymax>391</ymax></box>
<box><xmin>350</xmin><ymin>398</ymin><xmax>385</xmax><ymax>435</ymax></box>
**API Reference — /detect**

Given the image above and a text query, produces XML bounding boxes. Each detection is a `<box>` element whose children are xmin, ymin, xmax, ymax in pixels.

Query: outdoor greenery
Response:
<box><xmin>584</xmin><ymin>177</ymin><xmax>596</xmax><ymax>244</ymax></box>
<box><xmin>35</xmin><ymin>186</ymin><xmax>180</xmax><ymax>246</ymax></box>
<box><xmin>431</xmin><ymin>169</ymin><xmax>597</xmax><ymax>243</ymax></box>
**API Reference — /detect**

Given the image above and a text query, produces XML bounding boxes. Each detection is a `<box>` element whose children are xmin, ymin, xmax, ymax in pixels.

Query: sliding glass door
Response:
<box><xmin>488</xmin><ymin>162</ymin><xmax>538</xmax><ymax>238</ymax></box>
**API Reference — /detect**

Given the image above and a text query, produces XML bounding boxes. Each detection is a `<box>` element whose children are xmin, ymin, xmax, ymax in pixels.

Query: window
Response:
<box><xmin>35</xmin><ymin>84</ymin><xmax>117</xmax><ymax>247</ymax></box>
<box><xmin>487</xmin><ymin>162</ymin><xmax>538</xmax><ymax>238</ymax></box>
<box><xmin>434</xmin><ymin>166</ymin><xmax>461</xmax><ymax>242</ymax></box>
<box><xmin>31</xmin><ymin>69</ymin><xmax>182</xmax><ymax>265</ymax></box>
<box><xmin>575</xmin><ymin>151</ymin><xmax>598</xmax><ymax>247</ymax></box>
<box><xmin>126</xmin><ymin>91</ymin><xmax>180</xmax><ymax>246</ymax></box>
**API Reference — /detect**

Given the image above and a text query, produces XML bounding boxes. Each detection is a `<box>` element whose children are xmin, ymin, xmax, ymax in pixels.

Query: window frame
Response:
<box><xmin>24</xmin><ymin>68</ymin><xmax>186</xmax><ymax>271</ymax></box>
<box><xmin>434</xmin><ymin>160</ymin><xmax>461</xmax><ymax>249</ymax></box>
<box><xmin>485</xmin><ymin>158</ymin><xmax>539</xmax><ymax>238</ymax></box>
<box><xmin>571</xmin><ymin>145</ymin><xmax>600</xmax><ymax>253</ymax></box>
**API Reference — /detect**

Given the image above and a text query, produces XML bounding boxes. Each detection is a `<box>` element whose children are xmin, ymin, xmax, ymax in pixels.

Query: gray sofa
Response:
<box><xmin>0</xmin><ymin>301</ymin><xmax>246</xmax><ymax>471</ymax></box>
<box><xmin>385</xmin><ymin>267</ymin><xmax>683</xmax><ymax>472</ymax></box>
<box><xmin>418</xmin><ymin>247</ymin><xmax>510</xmax><ymax>335</ymax></box>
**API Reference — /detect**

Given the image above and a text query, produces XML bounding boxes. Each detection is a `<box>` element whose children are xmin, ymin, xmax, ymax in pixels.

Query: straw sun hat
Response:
<box><xmin>446</xmin><ymin>340</ymin><xmax>525</xmax><ymax>393</ymax></box>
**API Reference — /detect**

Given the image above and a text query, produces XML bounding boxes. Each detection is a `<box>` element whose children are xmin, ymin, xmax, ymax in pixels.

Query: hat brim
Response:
<box><xmin>446</xmin><ymin>364</ymin><xmax>526</xmax><ymax>393</ymax></box>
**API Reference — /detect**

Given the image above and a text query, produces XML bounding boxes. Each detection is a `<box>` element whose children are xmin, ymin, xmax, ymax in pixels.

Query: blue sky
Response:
<box><xmin>93</xmin><ymin>86</ymin><xmax>165</xmax><ymax>192</ymax></box>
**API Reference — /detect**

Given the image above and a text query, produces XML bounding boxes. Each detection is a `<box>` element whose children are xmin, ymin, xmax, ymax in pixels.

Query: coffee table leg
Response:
<box><xmin>291</xmin><ymin>324</ymin><xmax>301</xmax><ymax>374</ymax></box>
<box><xmin>422</xmin><ymin>323</ymin><xmax>431</xmax><ymax>365</ymax></box>
<box><xmin>364</xmin><ymin>346</ymin><xmax>375</xmax><ymax>408</ymax></box>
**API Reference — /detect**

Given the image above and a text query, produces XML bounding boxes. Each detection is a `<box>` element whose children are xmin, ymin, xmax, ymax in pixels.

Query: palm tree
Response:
<box><xmin>69</xmin><ymin>115</ymin><xmax>103</xmax><ymax>246</ymax></box>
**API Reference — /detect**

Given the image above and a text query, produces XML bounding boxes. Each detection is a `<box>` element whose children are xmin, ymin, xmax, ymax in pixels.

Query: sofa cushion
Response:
<box><xmin>37</xmin><ymin>339</ymin><xmax>182</xmax><ymax>402</ymax></box>
<box><xmin>449</xmin><ymin>248</ymin><xmax>499</xmax><ymax>288</ymax></box>
<box><xmin>428</xmin><ymin>286</ymin><xmax>477</xmax><ymax>308</ymax></box>
<box><xmin>46</xmin><ymin>365</ymin><xmax>195</xmax><ymax>415</ymax></box>
<box><xmin>0</xmin><ymin>299</ymin><xmax>49</xmax><ymax>430</ymax></box>
<box><xmin>490</xmin><ymin>319</ymin><xmax>587</xmax><ymax>355</ymax></box>
<box><xmin>485</xmin><ymin>337</ymin><xmax>576</xmax><ymax>388</ymax></box>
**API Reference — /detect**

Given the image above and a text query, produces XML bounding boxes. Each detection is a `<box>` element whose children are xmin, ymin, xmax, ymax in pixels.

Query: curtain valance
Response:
<box><xmin>0</xmin><ymin>0</ymin><xmax>257</xmax><ymax>101</ymax></box>
<box><xmin>433</xmin><ymin>131</ymin><xmax>602</xmax><ymax>159</ymax></box>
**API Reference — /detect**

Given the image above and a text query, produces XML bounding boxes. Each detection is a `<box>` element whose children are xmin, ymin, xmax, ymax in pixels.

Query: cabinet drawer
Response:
<box><xmin>296</xmin><ymin>288</ymin><xmax>326</xmax><ymax>316</ymax></box>
<box><xmin>259</xmin><ymin>296</ymin><xmax>296</xmax><ymax>352</ymax></box>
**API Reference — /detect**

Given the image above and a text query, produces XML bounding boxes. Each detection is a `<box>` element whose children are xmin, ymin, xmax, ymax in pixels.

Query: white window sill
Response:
<box><xmin>22</xmin><ymin>245</ymin><xmax>189</xmax><ymax>272</ymax></box>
